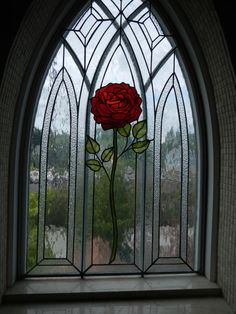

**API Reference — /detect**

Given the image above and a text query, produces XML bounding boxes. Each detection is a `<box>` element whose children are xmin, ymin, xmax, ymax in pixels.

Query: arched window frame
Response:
<box><xmin>7</xmin><ymin>0</ymin><xmax>219</xmax><ymax>286</ymax></box>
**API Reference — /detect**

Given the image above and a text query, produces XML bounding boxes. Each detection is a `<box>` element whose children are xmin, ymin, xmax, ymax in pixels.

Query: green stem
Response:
<box><xmin>118</xmin><ymin>137</ymin><xmax>135</xmax><ymax>159</ymax></box>
<box><xmin>109</xmin><ymin>128</ymin><xmax>118</xmax><ymax>263</ymax></box>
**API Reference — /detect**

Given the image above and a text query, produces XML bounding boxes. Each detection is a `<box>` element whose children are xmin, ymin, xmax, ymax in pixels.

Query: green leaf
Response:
<box><xmin>118</xmin><ymin>124</ymin><xmax>131</xmax><ymax>137</ymax></box>
<box><xmin>101</xmin><ymin>147</ymin><xmax>114</xmax><ymax>162</ymax></box>
<box><xmin>132</xmin><ymin>120</ymin><xmax>147</xmax><ymax>139</ymax></box>
<box><xmin>132</xmin><ymin>139</ymin><xmax>150</xmax><ymax>154</ymax></box>
<box><xmin>86</xmin><ymin>159</ymin><xmax>101</xmax><ymax>172</ymax></box>
<box><xmin>86</xmin><ymin>136</ymin><xmax>100</xmax><ymax>154</ymax></box>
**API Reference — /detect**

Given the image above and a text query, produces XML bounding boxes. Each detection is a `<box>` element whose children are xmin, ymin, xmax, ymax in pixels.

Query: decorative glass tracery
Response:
<box><xmin>27</xmin><ymin>0</ymin><xmax>200</xmax><ymax>276</ymax></box>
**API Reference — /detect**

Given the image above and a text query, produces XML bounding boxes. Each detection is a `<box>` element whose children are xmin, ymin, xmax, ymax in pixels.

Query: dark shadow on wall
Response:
<box><xmin>213</xmin><ymin>0</ymin><xmax>236</xmax><ymax>73</ymax></box>
<box><xmin>0</xmin><ymin>0</ymin><xmax>33</xmax><ymax>81</ymax></box>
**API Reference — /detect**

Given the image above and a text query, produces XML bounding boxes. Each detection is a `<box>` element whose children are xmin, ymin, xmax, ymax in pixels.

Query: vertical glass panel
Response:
<box><xmin>159</xmin><ymin>90</ymin><xmax>181</xmax><ymax>257</ymax></box>
<box><xmin>143</xmin><ymin>142</ymin><xmax>154</xmax><ymax>270</ymax></box>
<box><xmin>175</xmin><ymin>56</ymin><xmax>198</xmax><ymax>269</ymax></box>
<box><xmin>91</xmin><ymin>126</ymin><xmax>113</xmax><ymax>265</ymax></box>
<box><xmin>27</xmin><ymin>127</ymin><xmax>40</xmax><ymax>271</ymax></box>
<box><xmin>93</xmin><ymin>159</ymin><xmax>111</xmax><ymax>264</ymax></box>
<box><xmin>44</xmin><ymin>82</ymin><xmax>70</xmax><ymax>259</ymax></box>
<box><xmin>115</xmin><ymin>145</ymin><xmax>136</xmax><ymax>264</ymax></box>
<box><xmin>188</xmin><ymin>131</ymin><xmax>197</xmax><ymax>268</ymax></box>
<box><xmin>91</xmin><ymin>124</ymin><xmax>137</xmax><ymax>266</ymax></box>
<box><xmin>82</xmin><ymin>166</ymin><xmax>94</xmax><ymax>268</ymax></box>
<box><xmin>173</xmin><ymin>74</ymin><xmax>189</xmax><ymax>262</ymax></box>
<box><xmin>153</xmin><ymin>75</ymin><xmax>173</xmax><ymax>263</ymax></box>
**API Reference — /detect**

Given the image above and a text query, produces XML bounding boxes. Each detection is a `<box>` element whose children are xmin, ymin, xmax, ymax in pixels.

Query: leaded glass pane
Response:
<box><xmin>27</xmin><ymin>0</ymin><xmax>200</xmax><ymax>276</ymax></box>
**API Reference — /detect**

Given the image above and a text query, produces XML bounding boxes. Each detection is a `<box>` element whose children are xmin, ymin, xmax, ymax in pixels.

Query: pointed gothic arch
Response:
<box><xmin>23</xmin><ymin>0</ymin><xmax>205</xmax><ymax>277</ymax></box>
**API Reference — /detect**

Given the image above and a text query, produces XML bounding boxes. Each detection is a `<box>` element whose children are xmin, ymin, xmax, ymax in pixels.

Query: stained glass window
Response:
<box><xmin>27</xmin><ymin>0</ymin><xmax>200</xmax><ymax>276</ymax></box>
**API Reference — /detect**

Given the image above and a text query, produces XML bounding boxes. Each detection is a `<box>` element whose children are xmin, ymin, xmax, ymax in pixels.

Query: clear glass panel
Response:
<box><xmin>159</xmin><ymin>90</ymin><xmax>181</xmax><ymax>257</ymax></box>
<box><xmin>27</xmin><ymin>0</ymin><xmax>200</xmax><ymax>276</ymax></box>
<box><xmin>175</xmin><ymin>56</ymin><xmax>198</xmax><ymax>269</ymax></box>
<box><xmin>115</xmin><ymin>147</ymin><xmax>136</xmax><ymax>264</ymax></box>
<box><xmin>44</xmin><ymin>82</ymin><xmax>70</xmax><ymax>259</ymax></box>
<box><xmin>102</xmin><ymin>46</ymin><xmax>134</xmax><ymax>86</ymax></box>
<box><xmin>188</xmin><ymin>131</ymin><xmax>197</xmax><ymax>268</ymax></box>
<box><xmin>27</xmin><ymin>127</ymin><xmax>40</xmax><ymax>271</ymax></box>
<box><xmin>152</xmin><ymin>53</ymin><xmax>174</xmax><ymax>107</ymax></box>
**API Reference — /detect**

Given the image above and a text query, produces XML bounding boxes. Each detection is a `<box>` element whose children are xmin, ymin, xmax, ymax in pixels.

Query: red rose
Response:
<box><xmin>91</xmin><ymin>83</ymin><xmax>142</xmax><ymax>130</ymax></box>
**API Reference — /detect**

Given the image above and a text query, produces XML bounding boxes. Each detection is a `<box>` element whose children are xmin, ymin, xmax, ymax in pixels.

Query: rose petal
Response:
<box><xmin>90</xmin><ymin>82</ymin><xmax>142</xmax><ymax>130</ymax></box>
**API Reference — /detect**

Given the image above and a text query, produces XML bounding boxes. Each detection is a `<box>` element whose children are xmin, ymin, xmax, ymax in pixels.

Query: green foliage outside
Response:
<box><xmin>27</xmin><ymin>191</ymin><xmax>54</xmax><ymax>270</ymax></box>
<box><xmin>46</xmin><ymin>186</ymin><xmax>68</xmax><ymax>227</ymax></box>
<box><xmin>86</xmin><ymin>121</ymin><xmax>150</xmax><ymax>262</ymax></box>
<box><xmin>30</xmin><ymin>127</ymin><xmax>69</xmax><ymax>173</ymax></box>
<box><xmin>93</xmin><ymin>152</ymin><xmax>135</xmax><ymax>263</ymax></box>
<box><xmin>30</xmin><ymin>127</ymin><xmax>41</xmax><ymax>170</ymax></box>
<box><xmin>28</xmin><ymin>126</ymin><xmax>197</xmax><ymax>268</ymax></box>
<box><xmin>27</xmin><ymin>192</ymin><xmax>38</xmax><ymax>270</ymax></box>
<box><xmin>47</xmin><ymin>130</ymin><xmax>69</xmax><ymax>173</ymax></box>
<box><xmin>160</xmin><ymin>127</ymin><xmax>197</xmax><ymax>227</ymax></box>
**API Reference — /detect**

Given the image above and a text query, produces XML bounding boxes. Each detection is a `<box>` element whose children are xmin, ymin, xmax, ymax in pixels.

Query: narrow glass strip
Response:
<box><xmin>153</xmin><ymin>75</ymin><xmax>173</xmax><ymax>263</ymax></box>
<box><xmin>135</xmin><ymin>151</ymin><xmax>145</xmax><ymax>270</ymax></box>
<box><xmin>173</xmin><ymin>74</ymin><xmax>189</xmax><ymax>262</ymax></box>
<box><xmin>63</xmin><ymin>70</ymin><xmax>77</xmax><ymax>262</ymax></box>
<box><xmin>38</xmin><ymin>70</ymin><xmax>63</xmax><ymax>262</ymax></box>
<box><xmin>75</xmin><ymin>83</ymin><xmax>90</xmax><ymax>272</ymax></box>
<box><xmin>44</xmin><ymin>80</ymin><xmax>69</xmax><ymax>259</ymax></box>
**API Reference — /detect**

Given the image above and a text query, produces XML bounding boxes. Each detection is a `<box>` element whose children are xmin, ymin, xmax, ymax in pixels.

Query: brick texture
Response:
<box><xmin>0</xmin><ymin>0</ymin><xmax>66</xmax><ymax>301</ymax></box>
<box><xmin>174</xmin><ymin>0</ymin><xmax>236</xmax><ymax>311</ymax></box>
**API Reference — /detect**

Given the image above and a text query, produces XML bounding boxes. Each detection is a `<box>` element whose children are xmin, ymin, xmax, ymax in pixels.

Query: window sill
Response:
<box><xmin>3</xmin><ymin>274</ymin><xmax>221</xmax><ymax>303</ymax></box>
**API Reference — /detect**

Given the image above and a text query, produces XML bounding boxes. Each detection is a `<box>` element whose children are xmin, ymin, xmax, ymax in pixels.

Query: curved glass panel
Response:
<box><xmin>27</xmin><ymin>0</ymin><xmax>200</xmax><ymax>276</ymax></box>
